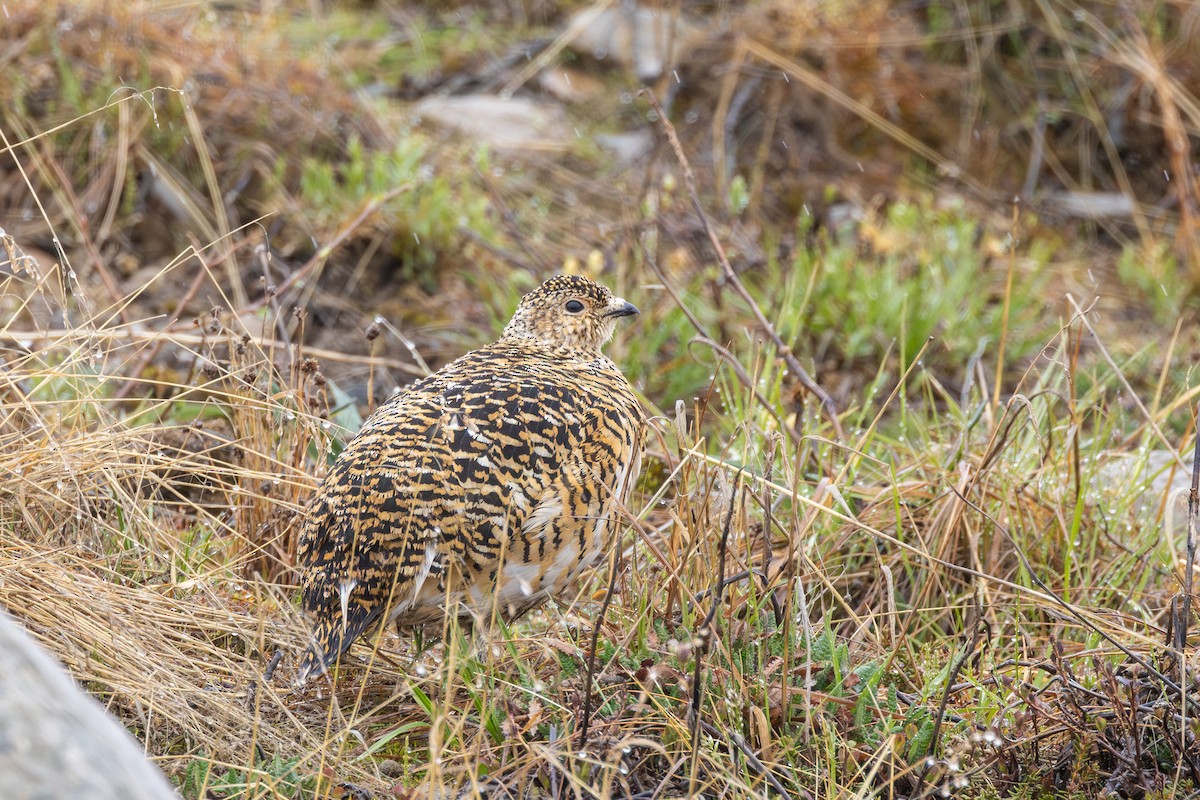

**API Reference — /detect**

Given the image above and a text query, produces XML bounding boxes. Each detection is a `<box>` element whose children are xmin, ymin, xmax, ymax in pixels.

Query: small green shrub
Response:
<box><xmin>294</xmin><ymin>135</ymin><xmax>493</xmax><ymax>285</ymax></box>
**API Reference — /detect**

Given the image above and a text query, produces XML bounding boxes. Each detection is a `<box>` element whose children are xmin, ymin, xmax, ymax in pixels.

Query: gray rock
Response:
<box><xmin>595</xmin><ymin>130</ymin><xmax>654</xmax><ymax>163</ymax></box>
<box><xmin>566</xmin><ymin>6</ymin><xmax>707</xmax><ymax>82</ymax></box>
<box><xmin>1044</xmin><ymin>191</ymin><xmax>1137</xmax><ymax>220</ymax></box>
<box><xmin>1095</xmin><ymin>449</ymin><xmax>1193</xmax><ymax>532</ymax></box>
<box><xmin>412</xmin><ymin>95</ymin><xmax>572</xmax><ymax>151</ymax></box>
<box><xmin>0</xmin><ymin>611</ymin><xmax>177</xmax><ymax>800</ymax></box>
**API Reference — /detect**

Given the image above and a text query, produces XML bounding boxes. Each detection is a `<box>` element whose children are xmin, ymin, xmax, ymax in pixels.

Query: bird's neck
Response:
<box><xmin>494</xmin><ymin>335</ymin><xmax>605</xmax><ymax>363</ymax></box>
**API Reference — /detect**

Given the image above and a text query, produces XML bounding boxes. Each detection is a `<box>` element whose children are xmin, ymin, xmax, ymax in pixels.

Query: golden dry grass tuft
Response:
<box><xmin>0</xmin><ymin>256</ymin><xmax>336</xmax><ymax>782</ymax></box>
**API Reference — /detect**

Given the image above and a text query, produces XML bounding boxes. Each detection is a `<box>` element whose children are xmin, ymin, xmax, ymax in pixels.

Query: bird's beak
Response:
<box><xmin>604</xmin><ymin>299</ymin><xmax>640</xmax><ymax>318</ymax></box>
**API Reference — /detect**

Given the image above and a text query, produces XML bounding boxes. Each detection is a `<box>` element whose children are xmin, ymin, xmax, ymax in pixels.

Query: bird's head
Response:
<box><xmin>501</xmin><ymin>275</ymin><xmax>639</xmax><ymax>355</ymax></box>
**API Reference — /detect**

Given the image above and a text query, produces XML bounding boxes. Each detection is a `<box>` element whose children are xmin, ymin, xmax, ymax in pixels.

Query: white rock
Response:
<box><xmin>1095</xmin><ymin>449</ymin><xmax>1193</xmax><ymax>532</ymax></box>
<box><xmin>566</xmin><ymin>6</ymin><xmax>707</xmax><ymax>82</ymax></box>
<box><xmin>413</xmin><ymin>95</ymin><xmax>571</xmax><ymax>151</ymax></box>
<box><xmin>0</xmin><ymin>611</ymin><xmax>178</xmax><ymax>800</ymax></box>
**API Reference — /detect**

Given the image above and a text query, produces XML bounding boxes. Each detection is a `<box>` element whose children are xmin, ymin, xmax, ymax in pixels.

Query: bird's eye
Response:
<box><xmin>564</xmin><ymin>300</ymin><xmax>585</xmax><ymax>314</ymax></box>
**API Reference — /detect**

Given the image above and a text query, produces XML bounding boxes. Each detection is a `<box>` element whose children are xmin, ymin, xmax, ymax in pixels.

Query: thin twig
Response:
<box><xmin>1180</xmin><ymin>402</ymin><xmax>1200</xmax><ymax>746</ymax></box>
<box><xmin>689</xmin><ymin>472</ymin><xmax>740</xmax><ymax>795</ymax></box>
<box><xmin>697</xmin><ymin>719</ymin><xmax>793</xmax><ymax>798</ymax></box>
<box><xmin>640</xmin><ymin>89</ymin><xmax>844</xmax><ymax>440</ymax></box>
<box><xmin>576</xmin><ymin>539</ymin><xmax>622</xmax><ymax>749</ymax></box>
<box><xmin>578</xmin><ymin>421</ymin><xmax>648</xmax><ymax>748</ymax></box>
<box><xmin>251</xmin><ymin>183</ymin><xmax>415</xmax><ymax>310</ymax></box>
<box><xmin>113</xmin><ymin>246</ymin><xmax>211</xmax><ymax>400</ymax></box>
<box><xmin>1066</xmin><ymin>294</ymin><xmax>1185</xmax><ymax>465</ymax></box>
<box><xmin>1186</xmin><ymin>403</ymin><xmax>1199</xmax><ymax>623</ymax></box>
<box><xmin>642</xmin><ymin>243</ymin><xmax>805</xmax><ymax>452</ymax></box>
<box><xmin>918</xmin><ymin>588</ymin><xmax>984</xmax><ymax>792</ymax></box>
<box><xmin>0</xmin><ymin>328</ymin><xmax>426</xmax><ymax>376</ymax></box>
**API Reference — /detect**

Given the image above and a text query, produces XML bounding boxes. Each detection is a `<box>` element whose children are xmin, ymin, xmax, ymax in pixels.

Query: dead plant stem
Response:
<box><xmin>576</xmin><ymin>537</ymin><xmax>621</xmax><ymax>751</ymax></box>
<box><xmin>993</xmin><ymin>201</ymin><xmax>1018</xmax><ymax>409</ymax></box>
<box><xmin>1180</xmin><ymin>402</ymin><xmax>1200</xmax><ymax>753</ymax></box>
<box><xmin>1065</xmin><ymin>295</ymin><xmax>1186</xmax><ymax>465</ymax></box>
<box><xmin>640</xmin><ymin>88</ymin><xmax>844</xmax><ymax>441</ymax></box>
<box><xmin>689</xmin><ymin>472</ymin><xmax>739</xmax><ymax>796</ymax></box>
<box><xmin>953</xmin><ymin>487</ymin><xmax>1200</xmax><ymax>716</ymax></box>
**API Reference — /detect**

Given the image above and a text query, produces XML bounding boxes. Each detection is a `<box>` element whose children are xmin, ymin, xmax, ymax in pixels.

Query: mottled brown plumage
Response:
<box><xmin>296</xmin><ymin>276</ymin><xmax>643</xmax><ymax>681</ymax></box>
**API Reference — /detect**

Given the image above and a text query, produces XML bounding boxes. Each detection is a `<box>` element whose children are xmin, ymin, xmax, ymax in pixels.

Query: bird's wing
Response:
<box><xmin>296</xmin><ymin>387</ymin><xmax>465</xmax><ymax>677</ymax></box>
<box><xmin>296</xmin><ymin>376</ymin><xmax>556</xmax><ymax>677</ymax></box>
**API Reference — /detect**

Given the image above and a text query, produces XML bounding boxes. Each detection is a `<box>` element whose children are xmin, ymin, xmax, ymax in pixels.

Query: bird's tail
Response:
<box><xmin>293</xmin><ymin>643</ymin><xmax>333</xmax><ymax>686</ymax></box>
<box><xmin>293</xmin><ymin>608</ymin><xmax>382</xmax><ymax>686</ymax></box>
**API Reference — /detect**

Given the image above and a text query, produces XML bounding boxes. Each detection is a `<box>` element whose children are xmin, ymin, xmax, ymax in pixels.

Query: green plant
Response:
<box><xmin>1116</xmin><ymin>238</ymin><xmax>1185</xmax><ymax>323</ymax></box>
<box><xmin>294</xmin><ymin>135</ymin><xmax>493</xmax><ymax>286</ymax></box>
<box><xmin>785</xmin><ymin>199</ymin><xmax>1049</xmax><ymax>375</ymax></box>
<box><xmin>180</xmin><ymin>755</ymin><xmax>316</xmax><ymax>800</ymax></box>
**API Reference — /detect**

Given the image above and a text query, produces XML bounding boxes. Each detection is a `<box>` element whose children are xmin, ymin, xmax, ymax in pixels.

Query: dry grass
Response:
<box><xmin>2</xmin><ymin>0</ymin><xmax>1200</xmax><ymax>798</ymax></box>
<box><xmin>5</xmin><ymin>236</ymin><xmax>1198</xmax><ymax>797</ymax></box>
<box><xmin>0</xmin><ymin>259</ymin><xmax>331</xmax><ymax>780</ymax></box>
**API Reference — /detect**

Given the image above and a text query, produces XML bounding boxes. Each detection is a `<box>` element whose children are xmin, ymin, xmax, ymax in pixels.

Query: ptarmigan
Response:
<box><xmin>296</xmin><ymin>275</ymin><xmax>642</xmax><ymax>681</ymax></box>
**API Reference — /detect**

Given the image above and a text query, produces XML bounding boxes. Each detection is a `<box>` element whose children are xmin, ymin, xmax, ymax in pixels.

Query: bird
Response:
<box><xmin>295</xmin><ymin>275</ymin><xmax>643</xmax><ymax>682</ymax></box>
